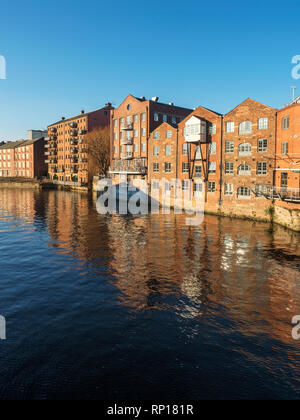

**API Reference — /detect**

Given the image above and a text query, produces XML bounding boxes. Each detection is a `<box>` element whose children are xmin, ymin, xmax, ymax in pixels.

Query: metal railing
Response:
<box><xmin>254</xmin><ymin>186</ymin><xmax>300</xmax><ymax>203</ymax></box>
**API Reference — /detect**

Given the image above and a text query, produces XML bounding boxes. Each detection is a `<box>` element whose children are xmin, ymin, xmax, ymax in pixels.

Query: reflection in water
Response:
<box><xmin>0</xmin><ymin>188</ymin><xmax>299</xmax><ymax>400</ymax></box>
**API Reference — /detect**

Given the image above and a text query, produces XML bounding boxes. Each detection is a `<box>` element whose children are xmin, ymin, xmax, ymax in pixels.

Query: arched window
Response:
<box><xmin>237</xmin><ymin>187</ymin><xmax>251</xmax><ymax>199</ymax></box>
<box><xmin>238</xmin><ymin>143</ymin><xmax>252</xmax><ymax>156</ymax></box>
<box><xmin>239</xmin><ymin>121</ymin><xmax>252</xmax><ymax>135</ymax></box>
<box><xmin>238</xmin><ymin>164</ymin><xmax>251</xmax><ymax>175</ymax></box>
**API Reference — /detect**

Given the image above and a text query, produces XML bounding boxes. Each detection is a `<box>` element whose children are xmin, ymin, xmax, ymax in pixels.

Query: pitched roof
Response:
<box><xmin>225</xmin><ymin>98</ymin><xmax>277</xmax><ymax>116</ymax></box>
<box><xmin>0</xmin><ymin>140</ymin><xmax>26</xmax><ymax>150</ymax></box>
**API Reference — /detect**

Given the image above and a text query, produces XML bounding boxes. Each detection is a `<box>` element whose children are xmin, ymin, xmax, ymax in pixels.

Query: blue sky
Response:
<box><xmin>0</xmin><ymin>0</ymin><xmax>300</xmax><ymax>140</ymax></box>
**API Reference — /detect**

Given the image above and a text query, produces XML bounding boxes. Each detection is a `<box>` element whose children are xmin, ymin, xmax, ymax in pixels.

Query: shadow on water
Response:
<box><xmin>0</xmin><ymin>188</ymin><xmax>299</xmax><ymax>400</ymax></box>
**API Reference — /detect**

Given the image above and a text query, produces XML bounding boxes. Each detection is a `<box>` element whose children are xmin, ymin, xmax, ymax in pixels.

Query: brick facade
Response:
<box><xmin>47</xmin><ymin>105</ymin><xmax>113</xmax><ymax>185</ymax></box>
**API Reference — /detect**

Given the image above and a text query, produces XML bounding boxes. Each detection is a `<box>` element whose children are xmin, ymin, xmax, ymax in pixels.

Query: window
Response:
<box><xmin>153</xmin><ymin>163</ymin><xmax>159</xmax><ymax>172</ymax></box>
<box><xmin>209</xmin><ymin>123</ymin><xmax>217</xmax><ymax>135</ymax></box>
<box><xmin>114</xmin><ymin>120</ymin><xmax>118</xmax><ymax>127</ymax></box>
<box><xmin>195</xmin><ymin>165</ymin><xmax>202</xmax><ymax>177</ymax></box>
<box><xmin>225</xmin><ymin>162</ymin><xmax>234</xmax><ymax>174</ymax></box>
<box><xmin>182</xmin><ymin>180</ymin><xmax>189</xmax><ymax>191</ymax></box>
<box><xmin>142</xmin><ymin>113</ymin><xmax>146</xmax><ymax>122</ymax></box>
<box><xmin>225</xmin><ymin>183</ymin><xmax>234</xmax><ymax>195</ymax></box>
<box><xmin>154</xmin><ymin>131</ymin><xmax>160</xmax><ymax>140</ymax></box>
<box><xmin>238</xmin><ymin>164</ymin><xmax>251</xmax><ymax>175</ymax></box>
<box><xmin>182</xmin><ymin>144</ymin><xmax>188</xmax><ymax>155</ymax></box>
<box><xmin>237</xmin><ymin>187</ymin><xmax>251</xmax><ymax>199</ymax></box>
<box><xmin>114</xmin><ymin>146</ymin><xmax>118</xmax><ymax>154</ymax></box>
<box><xmin>165</xmin><ymin>163</ymin><xmax>171</xmax><ymax>173</ymax></box>
<box><xmin>182</xmin><ymin>162</ymin><xmax>189</xmax><ymax>173</ymax></box>
<box><xmin>209</xmin><ymin>162</ymin><xmax>216</xmax><ymax>174</ymax></box>
<box><xmin>194</xmin><ymin>182</ymin><xmax>203</xmax><ymax>194</ymax></box>
<box><xmin>134</xmin><ymin>144</ymin><xmax>139</xmax><ymax>153</ymax></box>
<box><xmin>163</xmin><ymin>114</ymin><xmax>167</xmax><ymax>122</ymax></box>
<box><xmin>142</xmin><ymin>128</ymin><xmax>146</xmax><ymax>137</ymax></box>
<box><xmin>239</xmin><ymin>121</ymin><xmax>252</xmax><ymax>135</ymax></box>
<box><xmin>281</xmin><ymin>172</ymin><xmax>288</xmax><ymax>190</ymax></box>
<box><xmin>195</xmin><ymin>146</ymin><xmax>201</xmax><ymax>160</ymax></box>
<box><xmin>134</xmin><ymin>115</ymin><xmax>138</xmax><ymax>123</ymax></box>
<box><xmin>114</xmin><ymin>132</ymin><xmax>118</xmax><ymax>141</ymax></box>
<box><xmin>226</xmin><ymin>122</ymin><xmax>235</xmax><ymax>133</ymax></box>
<box><xmin>258</xmin><ymin>118</ymin><xmax>268</xmax><ymax>130</ymax></box>
<box><xmin>257</xmin><ymin>162</ymin><xmax>267</xmax><ymax>175</ymax></box>
<box><xmin>172</xmin><ymin>116</ymin><xmax>177</xmax><ymax>124</ymax></box>
<box><xmin>208</xmin><ymin>182</ymin><xmax>216</xmax><ymax>193</ymax></box>
<box><xmin>225</xmin><ymin>141</ymin><xmax>234</xmax><ymax>154</ymax></box>
<box><xmin>153</xmin><ymin>181</ymin><xmax>160</xmax><ymax>189</ymax></box>
<box><xmin>238</xmin><ymin>143</ymin><xmax>252</xmax><ymax>156</ymax></box>
<box><xmin>282</xmin><ymin>142</ymin><xmax>289</xmax><ymax>155</ymax></box>
<box><xmin>154</xmin><ymin>113</ymin><xmax>159</xmax><ymax>122</ymax></box>
<box><xmin>134</xmin><ymin>129</ymin><xmax>139</xmax><ymax>138</ymax></box>
<box><xmin>166</xmin><ymin>130</ymin><xmax>172</xmax><ymax>139</ymax></box>
<box><xmin>141</xmin><ymin>143</ymin><xmax>146</xmax><ymax>153</ymax></box>
<box><xmin>258</xmin><ymin>139</ymin><xmax>268</xmax><ymax>152</ymax></box>
<box><xmin>282</xmin><ymin>116</ymin><xmax>290</xmax><ymax>130</ymax></box>
<box><xmin>153</xmin><ymin>146</ymin><xmax>159</xmax><ymax>156</ymax></box>
<box><xmin>126</xmin><ymin>116</ymin><xmax>132</xmax><ymax>124</ymax></box>
<box><xmin>165</xmin><ymin>145</ymin><xmax>171</xmax><ymax>156</ymax></box>
<box><xmin>255</xmin><ymin>184</ymin><xmax>268</xmax><ymax>195</ymax></box>
<box><xmin>209</xmin><ymin>142</ymin><xmax>216</xmax><ymax>155</ymax></box>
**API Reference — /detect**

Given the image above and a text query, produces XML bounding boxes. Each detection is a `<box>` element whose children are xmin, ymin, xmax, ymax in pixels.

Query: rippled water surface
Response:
<box><xmin>0</xmin><ymin>188</ymin><xmax>299</xmax><ymax>400</ymax></box>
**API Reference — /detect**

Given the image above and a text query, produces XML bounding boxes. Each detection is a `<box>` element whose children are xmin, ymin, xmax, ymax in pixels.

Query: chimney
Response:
<box><xmin>81</xmin><ymin>110</ymin><xmax>85</xmax><ymax>115</ymax></box>
<box><xmin>140</xmin><ymin>96</ymin><xmax>146</xmax><ymax>101</ymax></box>
<box><xmin>106</xmin><ymin>102</ymin><xmax>112</xmax><ymax>107</ymax></box>
<box><xmin>169</xmin><ymin>102</ymin><xmax>174</xmax><ymax>106</ymax></box>
<box><xmin>152</xmin><ymin>97</ymin><xmax>159</xmax><ymax>102</ymax></box>
<box><xmin>62</xmin><ymin>117</ymin><xmax>65</xmax><ymax>120</ymax></box>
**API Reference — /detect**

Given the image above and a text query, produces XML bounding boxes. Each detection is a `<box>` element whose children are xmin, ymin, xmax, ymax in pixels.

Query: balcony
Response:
<box><xmin>78</xmin><ymin>148</ymin><xmax>87</xmax><ymax>153</ymax></box>
<box><xmin>50</xmin><ymin>128</ymin><xmax>57</xmax><ymax>133</ymax></box>
<box><xmin>70</xmin><ymin>139</ymin><xmax>78</xmax><ymax>145</ymax></box>
<box><xmin>79</xmin><ymin>157</ymin><xmax>87</xmax><ymax>163</ymax></box>
<box><xmin>69</xmin><ymin>122</ymin><xmax>78</xmax><ymax>128</ymax></box>
<box><xmin>50</xmin><ymin>135</ymin><xmax>57</xmax><ymax>141</ymax></box>
<box><xmin>58</xmin><ymin>167</ymin><xmax>65</xmax><ymax>173</ymax></box>
<box><xmin>70</xmin><ymin>130</ymin><xmax>78</xmax><ymax>137</ymax></box>
<box><xmin>121</xmin><ymin>152</ymin><xmax>133</xmax><ymax>160</ymax></box>
<box><xmin>70</xmin><ymin>148</ymin><xmax>78</xmax><ymax>154</ymax></box>
<box><xmin>253</xmin><ymin>186</ymin><xmax>300</xmax><ymax>203</ymax></box>
<box><xmin>70</xmin><ymin>157</ymin><xmax>78</xmax><ymax>163</ymax></box>
<box><xmin>45</xmin><ymin>160</ymin><xmax>50</xmax><ymax>164</ymax></box>
<box><xmin>50</xmin><ymin>159</ymin><xmax>57</xmax><ymax>164</ymax></box>
<box><xmin>109</xmin><ymin>160</ymin><xmax>147</xmax><ymax>175</ymax></box>
<box><xmin>45</xmin><ymin>151</ymin><xmax>50</xmax><ymax>156</ymax></box>
<box><xmin>50</xmin><ymin>151</ymin><xmax>57</xmax><ymax>156</ymax></box>
<box><xmin>78</xmin><ymin>129</ymin><xmax>87</xmax><ymax>135</ymax></box>
<box><xmin>78</xmin><ymin>138</ymin><xmax>84</xmax><ymax>144</ymax></box>
<box><xmin>70</xmin><ymin>167</ymin><xmax>78</xmax><ymax>174</ymax></box>
<box><xmin>121</xmin><ymin>138</ymin><xmax>133</xmax><ymax>145</ymax></box>
<box><xmin>45</xmin><ymin>144</ymin><xmax>50</xmax><ymax>148</ymax></box>
<box><xmin>50</xmin><ymin>142</ymin><xmax>57</xmax><ymax>148</ymax></box>
<box><xmin>121</xmin><ymin>123</ymin><xmax>133</xmax><ymax>131</ymax></box>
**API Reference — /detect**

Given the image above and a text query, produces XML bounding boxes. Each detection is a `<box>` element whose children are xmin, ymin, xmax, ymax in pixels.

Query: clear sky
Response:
<box><xmin>1</xmin><ymin>0</ymin><xmax>300</xmax><ymax>141</ymax></box>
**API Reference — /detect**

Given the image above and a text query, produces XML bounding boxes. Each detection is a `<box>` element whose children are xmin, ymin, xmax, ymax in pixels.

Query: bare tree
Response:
<box><xmin>85</xmin><ymin>127</ymin><xmax>111</xmax><ymax>183</ymax></box>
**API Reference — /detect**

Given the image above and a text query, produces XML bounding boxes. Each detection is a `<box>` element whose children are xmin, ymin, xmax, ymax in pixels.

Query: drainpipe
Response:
<box><xmin>219</xmin><ymin>115</ymin><xmax>224</xmax><ymax>206</ymax></box>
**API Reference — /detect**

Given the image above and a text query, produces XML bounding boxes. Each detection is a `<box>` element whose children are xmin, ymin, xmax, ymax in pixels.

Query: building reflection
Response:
<box><xmin>0</xmin><ymin>188</ymin><xmax>299</xmax><ymax>345</ymax></box>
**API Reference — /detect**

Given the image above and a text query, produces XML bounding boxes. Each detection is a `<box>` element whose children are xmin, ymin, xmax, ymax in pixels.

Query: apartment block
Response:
<box><xmin>0</xmin><ymin>136</ymin><xmax>47</xmax><ymax>178</ymax></box>
<box><xmin>109</xmin><ymin>95</ymin><xmax>192</xmax><ymax>182</ymax></box>
<box><xmin>275</xmin><ymin>98</ymin><xmax>300</xmax><ymax>195</ymax></box>
<box><xmin>47</xmin><ymin>104</ymin><xmax>113</xmax><ymax>185</ymax></box>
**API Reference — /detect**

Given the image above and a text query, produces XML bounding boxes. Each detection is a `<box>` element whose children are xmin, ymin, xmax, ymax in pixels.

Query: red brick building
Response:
<box><xmin>109</xmin><ymin>95</ymin><xmax>192</xmax><ymax>182</ymax></box>
<box><xmin>47</xmin><ymin>105</ymin><xmax>113</xmax><ymax>185</ymax></box>
<box><xmin>275</xmin><ymin>98</ymin><xmax>300</xmax><ymax>197</ymax></box>
<box><xmin>0</xmin><ymin>133</ymin><xmax>47</xmax><ymax>179</ymax></box>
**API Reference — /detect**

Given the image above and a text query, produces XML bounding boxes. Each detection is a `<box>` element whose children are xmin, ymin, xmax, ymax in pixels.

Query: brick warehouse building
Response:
<box><xmin>0</xmin><ymin>130</ymin><xmax>47</xmax><ymax>178</ymax></box>
<box><xmin>108</xmin><ymin>95</ymin><xmax>300</xmax><ymax>221</ymax></box>
<box><xmin>47</xmin><ymin>104</ymin><xmax>113</xmax><ymax>185</ymax></box>
<box><xmin>275</xmin><ymin>97</ymin><xmax>300</xmax><ymax>196</ymax></box>
<box><xmin>109</xmin><ymin>95</ymin><xmax>192</xmax><ymax>182</ymax></box>
<box><xmin>221</xmin><ymin>98</ymin><xmax>277</xmax><ymax>217</ymax></box>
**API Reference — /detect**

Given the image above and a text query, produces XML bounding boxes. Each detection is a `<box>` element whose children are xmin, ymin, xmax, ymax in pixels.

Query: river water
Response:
<box><xmin>0</xmin><ymin>188</ymin><xmax>299</xmax><ymax>400</ymax></box>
